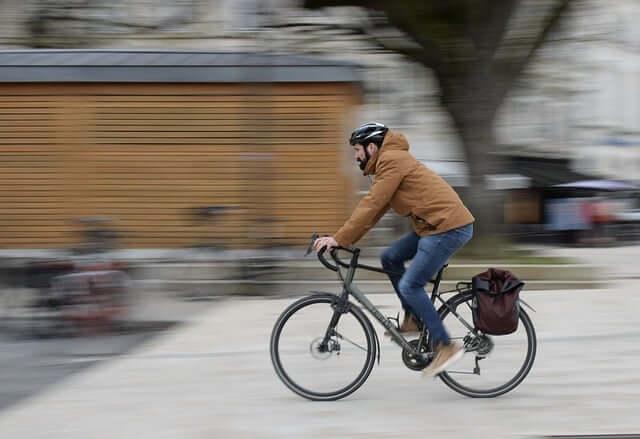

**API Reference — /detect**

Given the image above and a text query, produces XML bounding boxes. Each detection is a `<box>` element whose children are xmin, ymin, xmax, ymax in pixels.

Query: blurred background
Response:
<box><xmin>2</xmin><ymin>0</ymin><xmax>639</xmax><ymax>253</ymax></box>
<box><xmin>0</xmin><ymin>1</ymin><xmax>639</xmax><ymax>436</ymax></box>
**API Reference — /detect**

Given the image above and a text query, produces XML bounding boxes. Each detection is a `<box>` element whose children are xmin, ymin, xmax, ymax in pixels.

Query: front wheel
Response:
<box><xmin>437</xmin><ymin>292</ymin><xmax>537</xmax><ymax>398</ymax></box>
<box><xmin>270</xmin><ymin>293</ymin><xmax>377</xmax><ymax>401</ymax></box>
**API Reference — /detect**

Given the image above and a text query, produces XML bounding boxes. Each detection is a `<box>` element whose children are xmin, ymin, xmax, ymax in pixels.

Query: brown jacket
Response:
<box><xmin>334</xmin><ymin>130</ymin><xmax>474</xmax><ymax>247</ymax></box>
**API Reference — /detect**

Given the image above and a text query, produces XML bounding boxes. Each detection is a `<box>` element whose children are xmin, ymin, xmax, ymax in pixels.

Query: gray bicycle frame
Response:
<box><xmin>325</xmin><ymin>248</ymin><xmax>476</xmax><ymax>357</ymax></box>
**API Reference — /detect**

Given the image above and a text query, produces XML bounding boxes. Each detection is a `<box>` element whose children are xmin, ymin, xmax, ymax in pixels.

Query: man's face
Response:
<box><xmin>353</xmin><ymin>143</ymin><xmax>375</xmax><ymax>171</ymax></box>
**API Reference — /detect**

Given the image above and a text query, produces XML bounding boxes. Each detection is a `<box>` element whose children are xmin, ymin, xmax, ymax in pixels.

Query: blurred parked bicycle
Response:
<box><xmin>1</xmin><ymin>217</ymin><xmax>131</xmax><ymax>338</ymax></box>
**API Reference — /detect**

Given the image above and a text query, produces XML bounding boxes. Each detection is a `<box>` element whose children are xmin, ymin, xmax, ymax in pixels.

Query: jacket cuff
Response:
<box><xmin>333</xmin><ymin>230</ymin><xmax>352</xmax><ymax>248</ymax></box>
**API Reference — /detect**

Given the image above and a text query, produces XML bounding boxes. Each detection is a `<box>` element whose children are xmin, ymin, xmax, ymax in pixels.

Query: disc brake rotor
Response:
<box><xmin>309</xmin><ymin>337</ymin><xmax>339</xmax><ymax>360</ymax></box>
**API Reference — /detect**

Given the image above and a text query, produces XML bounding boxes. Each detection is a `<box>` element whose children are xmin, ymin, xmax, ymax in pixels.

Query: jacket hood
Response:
<box><xmin>363</xmin><ymin>130</ymin><xmax>409</xmax><ymax>175</ymax></box>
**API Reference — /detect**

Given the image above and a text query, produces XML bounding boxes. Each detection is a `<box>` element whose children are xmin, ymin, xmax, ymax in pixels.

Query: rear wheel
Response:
<box><xmin>437</xmin><ymin>292</ymin><xmax>537</xmax><ymax>398</ymax></box>
<box><xmin>270</xmin><ymin>293</ymin><xmax>377</xmax><ymax>401</ymax></box>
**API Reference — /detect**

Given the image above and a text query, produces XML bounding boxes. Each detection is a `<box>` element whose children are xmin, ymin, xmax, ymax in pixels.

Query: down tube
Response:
<box><xmin>348</xmin><ymin>284</ymin><xmax>416</xmax><ymax>353</ymax></box>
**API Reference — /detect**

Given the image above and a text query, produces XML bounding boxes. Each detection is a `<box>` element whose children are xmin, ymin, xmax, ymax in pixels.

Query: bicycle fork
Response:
<box><xmin>317</xmin><ymin>293</ymin><xmax>351</xmax><ymax>354</ymax></box>
<box><xmin>318</xmin><ymin>293</ymin><xmax>382</xmax><ymax>364</ymax></box>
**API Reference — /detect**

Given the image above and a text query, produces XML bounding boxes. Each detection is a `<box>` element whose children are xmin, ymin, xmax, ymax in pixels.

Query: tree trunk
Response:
<box><xmin>448</xmin><ymin>100</ymin><xmax>507</xmax><ymax>252</ymax></box>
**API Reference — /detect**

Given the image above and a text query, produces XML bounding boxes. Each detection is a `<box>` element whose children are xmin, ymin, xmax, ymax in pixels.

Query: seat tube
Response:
<box><xmin>430</xmin><ymin>266</ymin><xmax>445</xmax><ymax>302</ymax></box>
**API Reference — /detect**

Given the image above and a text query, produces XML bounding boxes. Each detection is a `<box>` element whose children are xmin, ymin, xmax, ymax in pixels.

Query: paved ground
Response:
<box><xmin>0</xmin><ymin>288</ymin><xmax>210</xmax><ymax>410</ymax></box>
<box><xmin>0</xmin><ymin>244</ymin><xmax>639</xmax><ymax>438</ymax></box>
<box><xmin>532</xmin><ymin>244</ymin><xmax>640</xmax><ymax>280</ymax></box>
<box><xmin>0</xmin><ymin>329</ymin><xmax>167</xmax><ymax>411</ymax></box>
<box><xmin>0</xmin><ymin>281</ymin><xmax>638</xmax><ymax>438</ymax></box>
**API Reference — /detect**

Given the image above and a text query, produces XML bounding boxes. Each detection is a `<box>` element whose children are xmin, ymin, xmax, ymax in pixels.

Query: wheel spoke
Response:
<box><xmin>334</xmin><ymin>330</ymin><xmax>367</xmax><ymax>352</ymax></box>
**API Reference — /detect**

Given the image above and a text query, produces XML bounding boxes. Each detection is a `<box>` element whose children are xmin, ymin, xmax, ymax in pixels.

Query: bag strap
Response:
<box><xmin>501</xmin><ymin>278</ymin><xmax>525</xmax><ymax>294</ymax></box>
<box><xmin>472</xmin><ymin>277</ymin><xmax>490</xmax><ymax>293</ymax></box>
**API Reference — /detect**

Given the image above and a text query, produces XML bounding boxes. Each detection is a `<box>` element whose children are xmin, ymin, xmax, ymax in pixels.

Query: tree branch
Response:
<box><xmin>364</xmin><ymin>15</ymin><xmax>446</xmax><ymax>78</ymax></box>
<box><xmin>380</xmin><ymin>12</ymin><xmax>447</xmax><ymax>75</ymax></box>
<box><xmin>495</xmin><ymin>0</ymin><xmax>571</xmax><ymax>102</ymax></box>
<box><xmin>303</xmin><ymin>1</ymin><xmax>449</xmax><ymax>73</ymax></box>
<box><xmin>481</xmin><ymin>0</ymin><xmax>520</xmax><ymax>60</ymax></box>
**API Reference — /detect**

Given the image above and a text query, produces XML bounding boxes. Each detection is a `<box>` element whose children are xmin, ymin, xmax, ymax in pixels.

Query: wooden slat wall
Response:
<box><xmin>0</xmin><ymin>83</ymin><xmax>358</xmax><ymax>248</ymax></box>
<box><xmin>0</xmin><ymin>96</ymin><xmax>69</xmax><ymax>246</ymax></box>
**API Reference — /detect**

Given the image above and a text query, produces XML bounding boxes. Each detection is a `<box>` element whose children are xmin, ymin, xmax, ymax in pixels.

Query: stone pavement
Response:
<box><xmin>530</xmin><ymin>244</ymin><xmax>640</xmax><ymax>280</ymax></box>
<box><xmin>0</xmin><ymin>283</ymin><xmax>638</xmax><ymax>438</ymax></box>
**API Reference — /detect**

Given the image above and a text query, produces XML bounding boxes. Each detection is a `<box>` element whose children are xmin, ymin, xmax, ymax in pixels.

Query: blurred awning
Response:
<box><xmin>508</xmin><ymin>155</ymin><xmax>594</xmax><ymax>188</ymax></box>
<box><xmin>553</xmin><ymin>180</ymin><xmax>638</xmax><ymax>191</ymax></box>
<box><xmin>421</xmin><ymin>157</ymin><xmax>591</xmax><ymax>189</ymax></box>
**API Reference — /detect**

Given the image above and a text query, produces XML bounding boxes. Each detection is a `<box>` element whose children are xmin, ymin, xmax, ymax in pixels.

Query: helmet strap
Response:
<box><xmin>358</xmin><ymin>145</ymin><xmax>371</xmax><ymax>171</ymax></box>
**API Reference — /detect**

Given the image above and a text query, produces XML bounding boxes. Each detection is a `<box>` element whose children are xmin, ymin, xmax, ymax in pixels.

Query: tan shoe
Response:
<box><xmin>385</xmin><ymin>312</ymin><xmax>421</xmax><ymax>336</ymax></box>
<box><xmin>422</xmin><ymin>342</ymin><xmax>464</xmax><ymax>377</ymax></box>
<box><xmin>400</xmin><ymin>312</ymin><xmax>421</xmax><ymax>332</ymax></box>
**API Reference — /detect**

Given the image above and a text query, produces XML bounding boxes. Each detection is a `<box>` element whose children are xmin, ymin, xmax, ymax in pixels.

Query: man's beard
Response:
<box><xmin>357</xmin><ymin>150</ymin><xmax>370</xmax><ymax>171</ymax></box>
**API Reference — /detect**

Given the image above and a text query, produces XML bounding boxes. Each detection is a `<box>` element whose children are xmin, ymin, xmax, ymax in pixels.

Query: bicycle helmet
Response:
<box><xmin>349</xmin><ymin>122</ymin><xmax>388</xmax><ymax>147</ymax></box>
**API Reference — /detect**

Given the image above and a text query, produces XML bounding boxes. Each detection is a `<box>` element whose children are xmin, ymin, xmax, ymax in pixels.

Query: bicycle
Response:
<box><xmin>1</xmin><ymin>217</ymin><xmax>131</xmax><ymax>338</ymax></box>
<box><xmin>270</xmin><ymin>233</ymin><xmax>537</xmax><ymax>401</ymax></box>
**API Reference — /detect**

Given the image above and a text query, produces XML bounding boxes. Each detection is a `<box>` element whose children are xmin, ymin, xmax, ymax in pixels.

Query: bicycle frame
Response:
<box><xmin>320</xmin><ymin>247</ymin><xmax>475</xmax><ymax>358</ymax></box>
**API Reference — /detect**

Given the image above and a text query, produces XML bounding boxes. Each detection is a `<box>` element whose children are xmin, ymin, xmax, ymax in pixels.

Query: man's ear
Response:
<box><xmin>367</xmin><ymin>143</ymin><xmax>378</xmax><ymax>155</ymax></box>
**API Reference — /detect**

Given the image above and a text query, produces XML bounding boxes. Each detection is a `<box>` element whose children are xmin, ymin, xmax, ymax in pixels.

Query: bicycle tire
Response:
<box><xmin>270</xmin><ymin>293</ymin><xmax>377</xmax><ymax>401</ymax></box>
<box><xmin>437</xmin><ymin>292</ymin><xmax>537</xmax><ymax>398</ymax></box>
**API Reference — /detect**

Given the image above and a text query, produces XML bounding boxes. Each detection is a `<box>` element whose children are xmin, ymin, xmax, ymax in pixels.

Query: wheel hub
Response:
<box><xmin>310</xmin><ymin>337</ymin><xmax>340</xmax><ymax>360</ymax></box>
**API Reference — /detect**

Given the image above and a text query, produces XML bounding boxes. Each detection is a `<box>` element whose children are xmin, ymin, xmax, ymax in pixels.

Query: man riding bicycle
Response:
<box><xmin>313</xmin><ymin>122</ymin><xmax>474</xmax><ymax>377</ymax></box>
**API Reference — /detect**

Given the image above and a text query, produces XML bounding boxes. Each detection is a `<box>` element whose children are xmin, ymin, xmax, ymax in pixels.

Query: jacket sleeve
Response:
<box><xmin>334</xmin><ymin>153</ymin><xmax>406</xmax><ymax>247</ymax></box>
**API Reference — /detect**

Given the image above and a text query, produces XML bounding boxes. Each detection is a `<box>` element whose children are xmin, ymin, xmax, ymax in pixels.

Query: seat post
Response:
<box><xmin>431</xmin><ymin>264</ymin><xmax>449</xmax><ymax>297</ymax></box>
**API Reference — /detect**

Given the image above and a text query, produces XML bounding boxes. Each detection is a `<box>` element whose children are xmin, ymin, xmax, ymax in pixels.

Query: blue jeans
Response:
<box><xmin>380</xmin><ymin>223</ymin><xmax>473</xmax><ymax>345</ymax></box>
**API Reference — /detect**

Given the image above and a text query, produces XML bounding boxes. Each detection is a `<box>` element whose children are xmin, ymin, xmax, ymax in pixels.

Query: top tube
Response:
<box><xmin>306</xmin><ymin>233</ymin><xmax>448</xmax><ymax>284</ymax></box>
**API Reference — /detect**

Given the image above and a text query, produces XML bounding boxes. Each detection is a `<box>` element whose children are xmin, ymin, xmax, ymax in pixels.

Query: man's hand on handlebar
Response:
<box><xmin>313</xmin><ymin>236</ymin><xmax>338</xmax><ymax>253</ymax></box>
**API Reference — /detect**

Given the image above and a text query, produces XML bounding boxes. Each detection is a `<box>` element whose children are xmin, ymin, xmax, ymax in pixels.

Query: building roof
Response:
<box><xmin>509</xmin><ymin>155</ymin><xmax>594</xmax><ymax>188</ymax></box>
<box><xmin>0</xmin><ymin>49</ymin><xmax>362</xmax><ymax>83</ymax></box>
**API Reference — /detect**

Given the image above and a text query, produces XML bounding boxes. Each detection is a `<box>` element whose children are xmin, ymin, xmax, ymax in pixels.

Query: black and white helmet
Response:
<box><xmin>349</xmin><ymin>122</ymin><xmax>388</xmax><ymax>147</ymax></box>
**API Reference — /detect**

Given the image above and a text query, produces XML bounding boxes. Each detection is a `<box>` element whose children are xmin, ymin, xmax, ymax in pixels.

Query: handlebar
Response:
<box><xmin>318</xmin><ymin>248</ymin><xmax>339</xmax><ymax>272</ymax></box>
<box><xmin>305</xmin><ymin>233</ymin><xmax>390</xmax><ymax>275</ymax></box>
<box><xmin>329</xmin><ymin>248</ymin><xmax>353</xmax><ymax>269</ymax></box>
<box><xmin>305</xmin><ymin>233</ymin><xmax>349</xmax><ymax>272</ymax></box>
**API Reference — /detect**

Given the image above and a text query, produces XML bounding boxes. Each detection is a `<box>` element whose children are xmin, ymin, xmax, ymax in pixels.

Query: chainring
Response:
<box><xmin>401</xmin><ymin>338</ymin><xmax>433</xmax><ymax>371</ymax></box>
